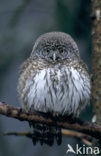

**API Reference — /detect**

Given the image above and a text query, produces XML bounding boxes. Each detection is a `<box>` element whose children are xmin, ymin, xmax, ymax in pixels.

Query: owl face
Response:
<box><xmin>31</xmin><ymin>32</ymin><xmax>80</xmax><ymax>62</ymax></box>
<box><xmin>36</xmin><ymin>42</ymin><xmax>71</xmax><ymax>61</ymax></box>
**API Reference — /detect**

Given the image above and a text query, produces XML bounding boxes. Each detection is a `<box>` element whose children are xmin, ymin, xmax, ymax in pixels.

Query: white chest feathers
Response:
<box><xmin>22</xmin><ymin>66</ymin><xmax>91</xmax><ymax>116</ymax></box>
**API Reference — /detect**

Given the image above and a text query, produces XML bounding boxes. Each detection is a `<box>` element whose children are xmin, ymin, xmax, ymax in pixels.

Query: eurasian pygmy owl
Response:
<box><xmin>18</xmin><ymin>32</ymin><xmax>91</xmax><ymax>145</ymax></box>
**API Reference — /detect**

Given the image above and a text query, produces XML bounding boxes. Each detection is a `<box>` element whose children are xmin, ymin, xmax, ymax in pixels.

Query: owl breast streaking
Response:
<box><xmin>18</xmin><ymin>32</ymin><xmax>91</xmax><ymax>145</ymax></box>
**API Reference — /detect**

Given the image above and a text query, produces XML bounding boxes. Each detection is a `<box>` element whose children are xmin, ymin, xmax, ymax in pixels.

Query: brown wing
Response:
<box><xmin>18</xmin><ymin>58</ymin><xmax>38</xmax><ymax>106</ymax></box>
<box><xmin>79</xmin><ymin>59</ymin><xmax>88</xmax><ymax>72</ymax></box>
<box><xmin>18</xmin><ymin>57</ymin><xmax>48</xmax><ymax>109</ymax></box>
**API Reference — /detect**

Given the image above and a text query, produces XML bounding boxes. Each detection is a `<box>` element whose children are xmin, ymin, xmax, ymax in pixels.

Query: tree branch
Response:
<box><xmin>4</xmin><ymin>129</ymin><xmax>92</xmax><ymax>146</ymax></box>
<box><xmin>0</xmin><ymin>101</ymin><xmax>101</xmax><ymax>140</ymax></box>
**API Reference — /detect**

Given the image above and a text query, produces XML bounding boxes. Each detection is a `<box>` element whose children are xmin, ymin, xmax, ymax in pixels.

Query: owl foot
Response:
<box><xmin>55</xmin><ymin>127</ymin><xmax>62</xmax><ymax>145</ymax></box>
<box><xmin>33</xmin><ymin>124</ymin><xmax>54</xmax><ymax>146</ymax></box>
<box><xmin>30</xmin><ymin>123</ymin><xmax>62</xmax><ymax>146</ymax></box>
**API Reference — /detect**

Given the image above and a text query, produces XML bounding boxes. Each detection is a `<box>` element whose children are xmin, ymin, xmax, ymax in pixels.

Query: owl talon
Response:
<box><xmin>32</xmin><ymin>136</ymin><xmax>37</xmax><ymax>145</ymax></box>
<box><xmin>55</xmin><ymin>127</ymin><xmax>62</xmax><ymax>145</ymax></box>
<box><xmin>29</xmin><ymin>121</ymin><xmax>32</xmax><ymax>128</ymax></box>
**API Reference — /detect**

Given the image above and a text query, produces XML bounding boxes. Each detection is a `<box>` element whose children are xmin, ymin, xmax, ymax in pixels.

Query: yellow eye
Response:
<box><xmin>60</xmin><ymin>49</ymin><xmax>64</xmax><ymax>53</ymax></box>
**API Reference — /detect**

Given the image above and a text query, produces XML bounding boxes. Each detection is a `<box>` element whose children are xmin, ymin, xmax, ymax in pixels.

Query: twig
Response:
<box><xmin>0</xmin><ymin>102</ymin><xmax>101</xmax><ymax>140</ymax></box>
<box><xmin>4</xmin><ymin>129</ymin><xmax>92</xmax><ymax>146</ymax></box>
<box><xmin>4</xmin><ymin>131</ymin><xmax>33</xmax><ymax>138</ymax></box>
<box><xmin>62</xmin><ymin>129</ymin><xmax>91</xmax><ymax>140</ymax></box>
<box><xmin>82</xmin><ymin>139</ymin><xmax>92</xmax><ymax>146</ymax></box>
<box><xmin>62</xmin><ymin>129</ymin><xmax>92</xmax><ymax>146</ymax></box>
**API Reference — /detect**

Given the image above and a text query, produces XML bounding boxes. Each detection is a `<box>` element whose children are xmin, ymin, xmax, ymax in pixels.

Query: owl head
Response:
<box><xmin>31</xmin><ymin>32</ymin><xmax>80</xmax><ymax>62</ymax></box>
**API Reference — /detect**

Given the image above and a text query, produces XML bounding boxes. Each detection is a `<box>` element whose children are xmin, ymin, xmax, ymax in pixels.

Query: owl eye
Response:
<box><xmin>42</xmin><ymin>48</ymin><xmax>50</xmax><ymax>56</ymax></box>
<box><xmin>59</xmin><ymin>48</ymin><xmax>64</xmax><ymax>53</ymax></box>
<box><xmin>46</xmin><ymin>49</ymin><xmax>50</xmax><ymax>53</ymax></box>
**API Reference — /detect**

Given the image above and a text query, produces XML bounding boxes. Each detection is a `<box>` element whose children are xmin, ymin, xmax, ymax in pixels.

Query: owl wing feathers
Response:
<box><xmin>18</xmin><ymin>58</ymin><xmax>37</xmax><ymax>107</ymax></box>
<box><xmin>19</xmin><ymin>58</ymin><xmax>31</xmax><ymax>75</ymax></box>
<box><xmin>79</xmin><ymin>59</ymin><xmax>89</xmax><ymax>72</ymax></box>
<box><xmin>18</xmin><ymin>58</ymin><xmax>48</xmax><ymax>109</ymax></box>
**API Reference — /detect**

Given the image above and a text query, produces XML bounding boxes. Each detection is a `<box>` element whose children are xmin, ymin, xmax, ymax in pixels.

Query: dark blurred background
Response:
<box><xmin>0</xmin><ymin>0</ymin><xmax>92</xmax><ymax>156</ymax></box>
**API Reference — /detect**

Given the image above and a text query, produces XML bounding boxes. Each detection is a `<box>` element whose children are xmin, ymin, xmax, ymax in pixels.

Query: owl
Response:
<box><xmin>18</xmin><ymin>32</ymin><xmax>91</xmax><ymax>145</ymax></box>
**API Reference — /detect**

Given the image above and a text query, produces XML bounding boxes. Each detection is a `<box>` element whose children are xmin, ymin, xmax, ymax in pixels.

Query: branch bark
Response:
<box><xmin>0</xmin><ymin>102</ymin><xmax>101</xmax><ymax>140</ymax></box>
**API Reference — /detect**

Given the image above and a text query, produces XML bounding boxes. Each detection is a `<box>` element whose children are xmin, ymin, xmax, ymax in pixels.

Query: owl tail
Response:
<box><xmin>29</xmin><ymin>122</ymin><xmax>62</xmax><ymax>146</ymax></box>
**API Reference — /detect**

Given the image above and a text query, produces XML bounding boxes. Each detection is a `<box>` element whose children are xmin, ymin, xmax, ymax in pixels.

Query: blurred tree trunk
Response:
<box><xmin>92</xmin><ymin>0</ymin><xmax>101</xmax><ymax>126</ymax></box>
<box><xmin>92</xmin><ymin>0</ymin><xmax>101</xmax><ymax>154</ymax></box>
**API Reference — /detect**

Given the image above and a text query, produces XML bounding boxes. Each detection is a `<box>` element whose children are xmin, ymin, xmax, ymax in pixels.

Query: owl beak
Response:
<box><xmin>53</xmin><ymin>53</ymin><xmax>56</xmax><ymax>61</ymax></box>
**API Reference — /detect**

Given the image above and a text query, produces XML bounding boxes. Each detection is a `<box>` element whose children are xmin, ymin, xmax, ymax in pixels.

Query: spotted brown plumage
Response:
<box><xmin>18</xmin><ymin>32</ymin><xmax>91</xmax><ymax>145</ymax></box>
